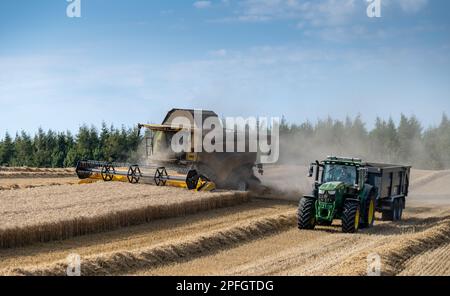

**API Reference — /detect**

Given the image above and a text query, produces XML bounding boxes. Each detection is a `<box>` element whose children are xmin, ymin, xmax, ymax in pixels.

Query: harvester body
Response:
<box><xmin>139</xmin><ymin>109</ymin><xmax>263</xmax><ymax>191</ymax></box>
<box><xmin>298</xmin><ymin>156</ymin><xmax>410</xmax><ymax>233</ymax></box>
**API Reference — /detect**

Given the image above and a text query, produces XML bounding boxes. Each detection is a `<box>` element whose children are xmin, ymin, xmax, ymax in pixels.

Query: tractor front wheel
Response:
<box><xmin>342</xmin><ymin>201</ymin><xmax>361</xmax><ymax>233</ymax></box>
<box><xmin>297</xmin><ymin>198</ymin><xmax>316</xmax><ymax>230</ymax></box>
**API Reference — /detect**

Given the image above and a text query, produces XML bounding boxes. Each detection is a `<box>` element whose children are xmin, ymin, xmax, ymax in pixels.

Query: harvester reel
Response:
<box><xmin>127</xmin><ymin>165</ymin><xmax>142</xmax><ymax>184</ymax></box>
<box><xmin>101</xmin><ymin>164</ymin><xmax>116</xmax><ymax>182</ymax></box>
<box><xmin>154</xmin><ymin>167</ymin><xmax>168</xmax><ymax>186</ymax></box>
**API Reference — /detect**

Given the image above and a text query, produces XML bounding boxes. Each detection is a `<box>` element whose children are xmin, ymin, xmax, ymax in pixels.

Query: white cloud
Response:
<box><xmin>222</xmin><ymin>0</ymin><xmax>359</xmax><ymax>26</ymax></box>
<box><xmin>193</xmin><ymin>1</ymin><xmax>212</xmax><ymax>9</ymax></box>
<box><xmin>397</xmin><ymin>0</ymin><xmax>428</xmax><ymax>14</ymax></box>
<box><xmin>209</xmin><ymin>49</ymin><xmax>228</xmax><ymax>57</ymax></box>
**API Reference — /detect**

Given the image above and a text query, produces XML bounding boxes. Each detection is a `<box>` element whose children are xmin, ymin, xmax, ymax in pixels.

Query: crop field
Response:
<box><xmin>0</xmin><ymin>167</ymin><xmax>449</xmax><ymax>276</ymax></box>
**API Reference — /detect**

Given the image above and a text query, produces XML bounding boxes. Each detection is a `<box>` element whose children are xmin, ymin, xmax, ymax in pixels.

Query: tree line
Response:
<box><xmin>0</xmin><ymin>114</ymin><xmax>449</xmax><ymax>170</ymax></box>
<box><xmin>0</xmin><ymin>124</ymin><xmax>141</xmax><ymax>168</ymax></box>
<box><xmin>278</xmin><ymin>114</ymin><xmax>450</xmax><ymax>170</ymax></box>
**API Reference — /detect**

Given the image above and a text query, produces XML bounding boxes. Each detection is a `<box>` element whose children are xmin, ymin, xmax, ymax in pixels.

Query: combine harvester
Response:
<box><xmin>298</xmin><ymin>156</ymin><xmax>411</xmax><ymax>233</ymax></box>
<box><xmin>76</xmin><ymin>109</ymin><xmax>265</xmax><ymax>192</ymax></box>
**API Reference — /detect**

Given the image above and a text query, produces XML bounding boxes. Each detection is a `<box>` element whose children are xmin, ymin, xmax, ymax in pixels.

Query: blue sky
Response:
<box><xmin>1</xmin><ymin>0</ymin><xmax>449</xmax><ymax>136</ymax></box>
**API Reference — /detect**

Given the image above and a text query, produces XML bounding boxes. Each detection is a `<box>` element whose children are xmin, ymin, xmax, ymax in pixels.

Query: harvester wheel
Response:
<box><xmin>342</xmin><ymin>201</ymin><xmax>360</xmax><ymax>233</ymax></box>
<box><xmin>297</xmin><ymin>198</ymin><xmax>316</xmax><ymax>230</ymax></box>
<box><xmin>236</xmin><ymin>180</ymin><xmax>249</xmax><ymax>192</ymax></box>
<box><xmin>226</xmin><ymin>166</ymin><xmax>258</xmax><ymax>191</ymax></box>
<box><xmin>360</xmin><ymin>191</ymin><xmax>376</xmax><ymax>229</ymax></box>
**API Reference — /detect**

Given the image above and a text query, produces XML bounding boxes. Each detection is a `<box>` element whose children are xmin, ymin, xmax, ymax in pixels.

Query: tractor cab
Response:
<box><xmin>309</xmin><ymin>156</ymin><xmax>367</xmax><ymax>191</ymax></box>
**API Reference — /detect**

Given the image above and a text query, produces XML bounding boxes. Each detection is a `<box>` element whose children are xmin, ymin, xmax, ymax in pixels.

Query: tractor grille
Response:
<box><xmin>319</xmin><ymin>192</ymin><xmax>336</xmax><ymax>203</ymax></box>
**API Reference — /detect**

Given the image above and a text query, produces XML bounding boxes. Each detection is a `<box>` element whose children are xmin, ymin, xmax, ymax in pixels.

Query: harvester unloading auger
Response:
<box><xmin>75</xmin><ymin>160</ymin><xmax>216</xmax><ymax>191</ymax></box>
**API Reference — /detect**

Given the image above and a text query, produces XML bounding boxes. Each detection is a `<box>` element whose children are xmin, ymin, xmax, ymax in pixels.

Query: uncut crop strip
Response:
<box><xmin>0</xmin><ymin>192</ymin><xmax>249</xmax><ymax>249</ymax></box>
<box><xmin>4</xmin><ymin>212</ymin><xmax>296</xmax><ymax>276</ymax></box>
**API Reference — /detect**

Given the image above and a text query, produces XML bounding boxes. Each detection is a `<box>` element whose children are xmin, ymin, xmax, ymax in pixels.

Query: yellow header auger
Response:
<box><xmin>75</xmin><ymin>160</ymin><xmax>216</xmax><ymax>192</ymax></box>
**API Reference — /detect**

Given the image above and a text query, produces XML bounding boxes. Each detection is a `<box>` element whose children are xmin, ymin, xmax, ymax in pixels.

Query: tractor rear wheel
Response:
<box><xmin>297</xmin><ymin>198</ymin><xmax>316</xmax><ymax>230</ymax></box>
<box><xmin>342</xmin><ymin>201</ymin><xmax>361</xmax><ymax>233</ymax></box>
<box><xmin>360</xmin><ymin>192</ymin><xmax>376</xmax><ymax>229</ymax></box>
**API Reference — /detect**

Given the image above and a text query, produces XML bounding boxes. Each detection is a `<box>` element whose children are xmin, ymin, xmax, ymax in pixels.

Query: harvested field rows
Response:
<box><xmin>0</xmin><ymin>167</ymin><xmax>449</xmax><ymax>276</ymax></box>
<box><xmin>399</xmin><ymin>243</ymin><xmax>450</xmax><ymax>276</ymax></box>
<box><xmin>0</xmin><ymin>183</ymin><xmax>249</xmax><ymax>248</ymax></box>
<box><xmin>0</xmin><ymin>200</ymin><xmax>295</xmax><ymax>275</ymax></box>
<box><xmin>139</xmin><ymin>206</ymin><xmax>450</xmax><ymax>276</ymax></box>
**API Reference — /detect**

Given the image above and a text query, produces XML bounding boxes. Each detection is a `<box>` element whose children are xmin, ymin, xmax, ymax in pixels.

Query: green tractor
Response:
<box><xmin>298</xmin><ymin>156</ymin><xmax>410</xmax><ymax>233</ymax></box>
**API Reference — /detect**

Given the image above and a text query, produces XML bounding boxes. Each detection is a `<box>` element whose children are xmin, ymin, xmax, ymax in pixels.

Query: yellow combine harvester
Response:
<box><xmin>76</xmin><ymin>109</ymin><xmax>264</xmax><ymax>192</ymax></box>
<box><xmin>137</xmin><ymin>109</ymin><xmax>264</xmax><ymax>191</ymax></box>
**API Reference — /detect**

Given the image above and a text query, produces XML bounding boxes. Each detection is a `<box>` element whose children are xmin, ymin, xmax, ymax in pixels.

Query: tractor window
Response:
<box><xmin>323</xmin><ymin>164</ymin><xmax>357</xmax><ymax>185</ymax></box>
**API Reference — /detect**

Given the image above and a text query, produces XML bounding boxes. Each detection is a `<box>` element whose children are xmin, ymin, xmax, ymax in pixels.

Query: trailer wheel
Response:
<box><xmin>397</xmin><ymin>199</ymin><xmax>404</xmax><ymax>221</ymax></box>
<box><xmin>361</xmin><ymin>192</ymin><xmax>376</xmax><ymax>229</ymax></box>
<box><xmin>297</xmin><ymin>198</ymin><xmax>316</xmax><ymax>230</ymax></box>
<box><xmin>382</xmin><ymin>199</ymin><xmax>402</xmax><ymax>221</ymax></box>
<box><xmin>392</xmin><ymin>199</ymin><xmax>404</xmax><ymax>221</ymax></box>
<box><xmin>342</xmin><ymin>201</ymin><xmax>360</xmax><ymax>233</ymax></box>
<box><xmin>382</xmin><ymin>209</ymin><xmax>393</xmax><ymax>221</ymax></box>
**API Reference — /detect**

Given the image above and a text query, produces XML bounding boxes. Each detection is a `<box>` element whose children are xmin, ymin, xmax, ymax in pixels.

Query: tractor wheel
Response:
<box><xmin>297</xmin><ymin>198</ymin><xmax>316</xmax><ymax>230</ymax></box>
<box><xmin>342</xmin><ymin>201</ymin><xmax>361</xmax><ymax>233</ymax></box>
<box><xmin>360</xmin><ymin>192</ymin><xmax>376</xmax><ymax>229</ymax></box>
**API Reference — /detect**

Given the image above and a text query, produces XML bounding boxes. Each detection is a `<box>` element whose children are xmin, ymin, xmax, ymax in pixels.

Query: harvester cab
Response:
<box><xmin>298</xmin><ymin>156</ymin><xmax>410</xmax><ymax>233</ymax></box>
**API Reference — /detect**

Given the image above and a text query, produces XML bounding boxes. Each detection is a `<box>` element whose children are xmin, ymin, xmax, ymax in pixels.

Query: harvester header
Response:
<box><xmin>75</xmin><ymin>160</ymin><xmax>215</xmax><ymax>191</ymax></box>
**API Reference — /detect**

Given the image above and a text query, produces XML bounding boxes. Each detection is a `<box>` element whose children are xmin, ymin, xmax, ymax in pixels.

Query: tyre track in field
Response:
<box><xmin>327</xmin><ymin>217</ymin><xmax>450</xmax><ymax>276</ymax></box>
<box><xmin>399</xmin><ymin>242</ymin><xmax>450</xmax><ymax>276</ymax></box>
